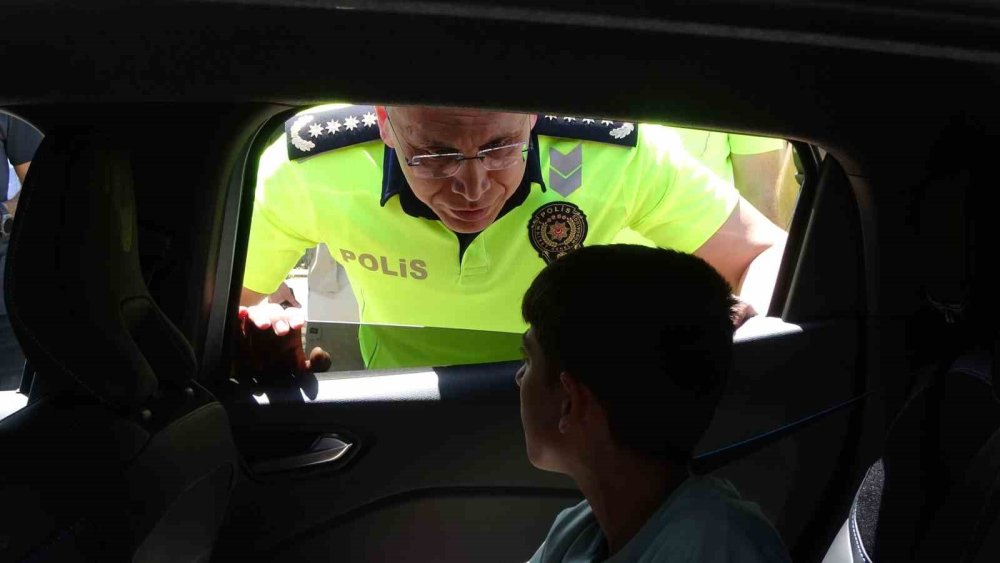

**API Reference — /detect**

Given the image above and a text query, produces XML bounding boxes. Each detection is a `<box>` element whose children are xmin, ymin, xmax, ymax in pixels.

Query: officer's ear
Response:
<box><xmin>376</xmin><ymin>106</ymin><xmax>396</xmax><ymax>148</ymax></box>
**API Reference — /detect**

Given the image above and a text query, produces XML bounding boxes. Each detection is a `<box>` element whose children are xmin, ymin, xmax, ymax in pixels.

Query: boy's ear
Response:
<box><xmin>559</xmin><ymin>372</ymin><xmax>607</xmax><ymax>435</ymax></box>
<box><xmin>558</xmin><ymin>372</ymin><xmax>585</xmax><ymax>434</ymax></box>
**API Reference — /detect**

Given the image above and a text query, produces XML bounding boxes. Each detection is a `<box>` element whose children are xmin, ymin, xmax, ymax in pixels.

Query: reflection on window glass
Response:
<box><xmin>241</xmin><ymin>103</ymin><xmax>803</xmax><ymax>372</ymax></box>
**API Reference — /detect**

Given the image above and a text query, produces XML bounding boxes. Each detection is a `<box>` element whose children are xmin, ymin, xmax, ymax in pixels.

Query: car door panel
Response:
<box><xmin>269</xmin><ymin>493</ymin><xmax>578</xmax><ymax>563</ymax></box>
<box><xmin>215</xmin><ymin>317</ymin><xmax>860</xmax><ymax>561</ymax></box>
<box><xmin>214</xmin><ymin>128</ymin><xmax>864</xmax><ymax>562</ymax></box>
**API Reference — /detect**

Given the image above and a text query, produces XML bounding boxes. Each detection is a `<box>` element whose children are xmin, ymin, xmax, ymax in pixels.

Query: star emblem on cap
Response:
<box><xmin>326</xmin><ymin>119</ymin><xmax>341</xmax><ymax>134</ymax></box>
<box><xmin>344</xmin><ymin>116</ymin><xmax>360</xmax><ymax>131</ymax></box>
<box><xmin>308</xmin><ymin>123</ymin><xmax>324</xmax><ymax>138</ymax></box>
<box><xmin>362</xmin><ymin>112</ymin><xmax>377</xmax><ymax>127</ymax></box>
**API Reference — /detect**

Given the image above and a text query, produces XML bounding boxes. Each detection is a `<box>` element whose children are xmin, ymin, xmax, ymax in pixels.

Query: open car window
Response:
<box><xmin>241</xmin><ymin>102</ymin><xmax>807</xmax><ymax>374</ymax></box>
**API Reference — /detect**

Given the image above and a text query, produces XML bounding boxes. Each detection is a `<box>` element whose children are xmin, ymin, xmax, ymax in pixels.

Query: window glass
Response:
<box><xmin>0</xmin><ymin>111</ymin><xmax>42</xmax><ymax>418</ymax></box>
<box><xmin>241</xmin><ymin>103</ymin><xmax>804</xmax><ymax>373</ymax></box>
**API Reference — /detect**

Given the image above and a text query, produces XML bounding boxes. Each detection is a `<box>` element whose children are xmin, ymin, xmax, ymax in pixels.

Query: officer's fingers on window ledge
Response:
<box><xmin>262</xmin><ymin>302</ymin><xmax>287</xmax><ymax>318</ymax></box>
<box><xmin>285</xmin><ymin>307</ymin><xmax>306</xmax><ymax>330</ymax></box>
<box><xmin>246</xmin><ymin>305</ymin><xmax>274</xmax><ymax>330</ymax></box>
<box><xmin>273</xmin><ymin>319</ymin><xmax>291</xmax><ymax>336</ymax></box>
<box><xmin>252</xmin><ymin>302</ymin><xmax>290</xmax><ymax>332</ymax></box>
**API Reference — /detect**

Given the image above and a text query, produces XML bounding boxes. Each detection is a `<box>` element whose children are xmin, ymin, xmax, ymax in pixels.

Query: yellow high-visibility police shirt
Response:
<box><xmin>672</xmin><ymin>130</ymin><xmax>786</xmax><ymax>186</ymax></box>
<box><xmin>244</xmin><ymin>106</ymin><xmax>738</xmax><ymax>367</ymax></box>
<box><xmin>613</xmin><ymin>130</ymin><xmax>785</xmax><ymax>246</ymax></box>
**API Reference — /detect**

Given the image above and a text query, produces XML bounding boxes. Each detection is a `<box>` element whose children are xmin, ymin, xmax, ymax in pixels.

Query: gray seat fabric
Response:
<box><xmin>0</xmin><ymin>132</ymin><xmax>238</xmax><ymax>561</ymax></box>
<box><xmin>828</xmin><ymin>351</ymin><xmax>1000</xmax><ymax>563</ymax></box>
<box><xmin>825</xmin><ymin>159</ymin><xmax>1000</xmax><ymax>563</ymax></box>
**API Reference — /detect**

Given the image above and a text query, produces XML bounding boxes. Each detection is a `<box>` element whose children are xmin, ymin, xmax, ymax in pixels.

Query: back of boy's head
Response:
<box><xmin>522</xmin><ymin>244</ymin><xmax>736</xmax><ymax>463</ymax></box>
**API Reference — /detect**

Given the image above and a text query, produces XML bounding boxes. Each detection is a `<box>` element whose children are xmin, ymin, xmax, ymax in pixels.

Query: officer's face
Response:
<box><xmin>379</xmin><ymin>106</ymin><xmax>536</xmax><ymax>234</ymax></box>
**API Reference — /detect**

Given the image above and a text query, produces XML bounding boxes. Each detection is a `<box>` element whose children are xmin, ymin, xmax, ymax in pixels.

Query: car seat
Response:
<box><xmin>0</xmin><ymin>131</ymin><xmax>238</xmax><ymax>561</ymax></box>
<box><xmin>824</xmin><ymin>163</ymin><xmax>1000</xmax><ymax>562</ymax></box>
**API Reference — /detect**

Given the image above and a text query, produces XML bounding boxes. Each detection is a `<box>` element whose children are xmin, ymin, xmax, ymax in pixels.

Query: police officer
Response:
<box><xmin>238</xmin><ymin>105</ymin><xmax>786</xmax><ymax>371</ymax></box>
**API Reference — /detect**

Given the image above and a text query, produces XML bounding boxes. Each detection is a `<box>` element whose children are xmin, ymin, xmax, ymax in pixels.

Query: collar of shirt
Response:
<box><xmin>379</xmin><ymin>131</ymin><xmax>546</xmax><ymax>222</ymax></box>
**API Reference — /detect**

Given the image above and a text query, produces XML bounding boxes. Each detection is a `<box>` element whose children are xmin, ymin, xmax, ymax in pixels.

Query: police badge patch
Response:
<box><xmin>528</xmin><ymin>202</ymin><xmax>589</xmax><ymax>264</ymax></box>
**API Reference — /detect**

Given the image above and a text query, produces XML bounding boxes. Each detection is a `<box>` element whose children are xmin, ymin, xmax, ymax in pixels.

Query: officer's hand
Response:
<box><xmin>268</xmin><ymin>281</ymin><xmax>302</xmax><ymax>308</ymax></box>
<box><xmin>234</xmin><ymin>303</ymin><xmax>332</xmax><ymax>379</ymax></box>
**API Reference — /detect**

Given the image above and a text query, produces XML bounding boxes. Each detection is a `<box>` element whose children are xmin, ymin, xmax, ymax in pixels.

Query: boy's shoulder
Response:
<box><xmin>531</xmin><ymin>477</ymin><xmax>791</xmax><ymax>563</ymax></box>
<box><xmin>640</xmin><ymin>476</ymin><xmax>791</xmax><ymax>562</ymax></box>
<box><xmin>529</xmin><ymin>499</ymin><xmax>603</xmax><ymax>563</ymax></box>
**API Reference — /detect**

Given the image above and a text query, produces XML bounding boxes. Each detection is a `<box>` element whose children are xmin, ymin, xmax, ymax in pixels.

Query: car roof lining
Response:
<box><xmin>2</xmin><ymin>1</ymin><xmax>1000</xmax><ymax>180</ymax></box>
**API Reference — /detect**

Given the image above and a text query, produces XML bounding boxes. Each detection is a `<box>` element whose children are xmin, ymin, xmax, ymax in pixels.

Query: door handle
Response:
<box><xmin>250</xmin><ymin>434</ymin><xmax>354</xmax><ymax>475</ymax></box>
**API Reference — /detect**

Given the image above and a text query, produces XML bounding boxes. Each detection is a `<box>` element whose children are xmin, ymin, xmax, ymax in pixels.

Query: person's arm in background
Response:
<box><xmin>3</xmin><ymin>116</ymin><xmax>44</xmax><ymax>216</ymax></box>
<box><xmin>728</xmin><ymin>134</ymin><xmax>787</xmax><ymax>227</ymax></box>
<box><xmin>773</xmin><ymin>145</ymin><xmax>802</xmax><ymax>228</ymax></box>
<box><xmin>241</xmin><ymin>135</ymin><xmax>320</xmax><ymax>308</ymax></box>
<box><xmin>4</xmin><ymin>190</ymin><xmax>18</xmax><ymax>217</ymax></box>
<box><xmin>5</xmin><ymin>164</ymin><xmax>29</xmax><ymax>216</ymax></box>
<box><xmin>630</xmin><ymin>126</ymin><xmax>786</xmax><ymax>315</ymax></box>
<box><xmin>694</xmin><ymin>199</ymin><xmax>786</xmax><ymax>315</ymax></box>
<box><xmin>13</xmin><ymin>162</ymin><xmax>29</xmax><ymax>184</ymax></box>
<box><xmin>240</xmin><ymin>283</ymin><xmax>300</xmax><ymax>308</ymax></box>
<box><xmin>234</xmin><ymin>135</ymin><xmax>332</xmax><ymax>376</ymax></box>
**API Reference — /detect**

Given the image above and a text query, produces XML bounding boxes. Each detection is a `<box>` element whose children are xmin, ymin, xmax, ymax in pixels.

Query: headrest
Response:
<box><xmin>4</xmin><ymin>132</ymin><xmax>196</xmax><ymax>410</ymax></box>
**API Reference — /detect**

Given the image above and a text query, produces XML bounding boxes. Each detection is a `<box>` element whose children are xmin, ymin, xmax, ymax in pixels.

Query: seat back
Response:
<box><xmin>0</xmin><ymin>131</ymin><xmax>237</xmax><ymax>561</ymax></box>
<box><xmin>877</xmin><ymin>352</ymin><xmax>1000</xmax><ymax>560</ymax></box>
<box><xmin>825</xmin><ymin>143</ymin><xmax>1000</xmax><ymax>563</ymax></box>
<box><xmin>824</xmin><ymin>350</ymin><xmax>1000</xmax><ymax>563</ymax></box>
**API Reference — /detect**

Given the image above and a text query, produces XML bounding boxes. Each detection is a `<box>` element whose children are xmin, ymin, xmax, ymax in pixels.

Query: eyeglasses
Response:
<box><xmin>386</xmin><ymin>113</ymin><xmax>531</xmax><ymax>179</ymax></box>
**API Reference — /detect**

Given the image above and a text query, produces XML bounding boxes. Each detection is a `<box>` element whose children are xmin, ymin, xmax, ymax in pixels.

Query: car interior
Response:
<box><xmin>2</xmin><ymin>1</ymin><xmax>1000</xmax><ymax>561</ymax></box>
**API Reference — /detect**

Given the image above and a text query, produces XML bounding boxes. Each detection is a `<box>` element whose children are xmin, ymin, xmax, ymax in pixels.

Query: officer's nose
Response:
<box><xmin>515</xmin><ymin>363</ymin><xmax>525</xmax><ymax>388</ymax></box>
<box><xmin>450</xmin><ymin>159</ymin><xmax>490</xmax><ymax>203</ymax></box>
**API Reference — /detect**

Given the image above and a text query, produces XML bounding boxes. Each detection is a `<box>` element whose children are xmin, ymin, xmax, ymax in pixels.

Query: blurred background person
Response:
<box><xmin>1</xmin><ymin>113</ymin><xmax>43</xmax><ymax>389</ymax></box>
